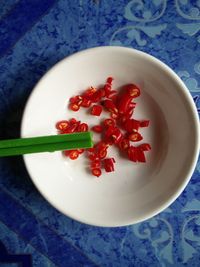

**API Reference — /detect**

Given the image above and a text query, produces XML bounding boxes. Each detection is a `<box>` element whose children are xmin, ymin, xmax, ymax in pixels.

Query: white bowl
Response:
<box><xmin>21</xmin><ymin>47</ymin><xmax>200</xmax><ymax>227</ymax></box>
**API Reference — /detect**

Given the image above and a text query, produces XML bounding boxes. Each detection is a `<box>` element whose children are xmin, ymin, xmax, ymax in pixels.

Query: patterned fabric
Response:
<box><xmin>0</xmin><ymin>0</ymin><xmax>199</xmax><ymax>266</ymax></box>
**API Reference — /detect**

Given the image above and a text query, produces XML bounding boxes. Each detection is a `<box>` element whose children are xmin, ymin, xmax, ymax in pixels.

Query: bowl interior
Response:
<box><xmin>21</xmin><ymin>47</ymin><xmax>199</xmax><ymax>226</ymax></box>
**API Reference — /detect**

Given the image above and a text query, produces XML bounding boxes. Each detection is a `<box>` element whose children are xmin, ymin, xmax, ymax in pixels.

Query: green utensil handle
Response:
<box><xmin>0</xmin><ymin>132</ymin><xmax>93</xmax><ymax>157</ymax></box>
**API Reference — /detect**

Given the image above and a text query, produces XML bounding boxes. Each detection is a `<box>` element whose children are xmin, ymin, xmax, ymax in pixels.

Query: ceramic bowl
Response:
<box><xmin>21</xmin><ymin>47</ymin><xmax>200</xmax><ymax>227</ymax></box>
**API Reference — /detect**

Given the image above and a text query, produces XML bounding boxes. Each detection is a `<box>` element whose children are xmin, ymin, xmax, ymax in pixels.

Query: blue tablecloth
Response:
<box><xmin>0</xmin><ymin>1</ymin><xmax>200</xmax><ymax>266</ymax></box>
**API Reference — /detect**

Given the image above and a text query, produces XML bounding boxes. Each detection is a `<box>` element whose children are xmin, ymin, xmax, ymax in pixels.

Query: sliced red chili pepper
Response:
<box><xmin>81</xmin><ymin>97</ymin><xmax>92</xmax><ymax>108</ymax></box>
<box><xmin>118</xmin><ymin>138</ymin><xmax>130</xmax><ymax>150</ymax></box>
<box><xmin>140</xmin><ymin>120</ymin><xmax>150</xmax><ymax>127</ymax></box>
<box><xmin>117</xmin><ymin>84</ymin><xmax>140</xmax><ymax>114</ymax></box>
<box><xmin>129</xmin><ymin>102</ymin><xmax>136</xmax><ymax>109</ymax></box>
<box><xmin>88</xmin><ymin>153</ymin><xmax>100</xmax><ymax>161</ymax></box>
<box><xmin>128</xmin><ymin>132</ymin><xmax>143</xmax><ymax>142</ymax></box>
<box><xmin>100</xmin><ymin>88</ymin><xmax>106</xmax><ymax>97</ymax></box>
<box><xmin>136</xmin><ymin>147</ymin><xmax>146</xmax><ymax>162</ymax></box>
<box><xmin>127</xmin><ymin>146</ymin><xmax>146</xmax><ymax>162</ymax></box>
<box><xmin>104</xmin><ymin>158</ymin><xmax>115</xmax><ymax>172</ymax></box>
<box><xmin>91</xmin><ymin>104</ymin><xmax>103</xmax><ymax>116</ymax></box>
<box><xmin>117</xmin><ymin>94</ymin><xmax>133</xmax><ymax>114</ymax></box>
<box><xmin>91</xmin><ymin>160</ymin><xmax>101</xmax><ymax>169</ymax></box>
<box><xmin>138</xmin><ymin>143</ymin><xmax>151</xmax><ymax>151</ymax></box>
<box><xmin>69</xmin><ymin>103</ymin><xmax>80</xmax><ymax>111</ymax></box>
<box><xmin>69</xmin><ymin>118</ymin><xmax>77</xmax><ymax>124</ymax></box>
<box><xmin>124</xmin><ymin>104</ymin><xmax>136</xmax><ymax>119</ymax></box>
<box><xmin>124</xmin><ymin>119</ymin><xmax>140</xmax><ymax>133</ymax></box>
<box><xmin>83</xmin><ymin>87</ymin><xmax>97</xmax><ymax>98</ymax></box>
<box><xmin>107</xmin><ymin>90</ymin><xmax>117</xmax><ymax>99</ymax></box>
<box><xmin>87</xmin><ymin>147</ymin><xmax>95</xmax><ymax>153</ymax></box>
<box><xmin>127</xmin><ymin>146</ymin><xmax>137</xmax><ymax>162</ymax></box>
<box><xmin>107</xmin><ymin>77</ymin><xmax>113</xmax><ymax>84</ymax></box>
<box><xmin>55</xmin><ymin>120</ymin><xmax>69</xmax><ymax>131</ymax></box>
<box><xmin>110</xmin><ymin>112</ymin><xmax>118</xmax><ymax>119</ymax></box>
<box><xmin>77</xmin><ymin>149</ymin><xmax>85</xmax><ymax>154</ymax></box>
<box><xmin>103</xmin><ymin>118</ymin><xmax>116</xmax><ymax>128</ymax></box>
<box><xmin>66</xmin><ymin>123</ymin><xmax>79</xmax><ymax>133</ymax></box>
<box><xmin>103</xmin><ymin>99</ymin><xmax>118</xmax><ymax>114</ymax></box>
<box><xmin>111</xmin><ymin>130</ymin><xmax>122</xmax><ymax>144</ymax></box>
<box><xmin>104</xmin><ymin>126</ymin><xmax>115</xmax><ymax>140</ymax></box>
<box><xmin>91</xmin><ymin>125</ymin><xmax>103</xmax><ymax>133</ymax></box>
<box><xmin>119</xmin><ymin>115</ymin><xmax>128</xmax><ymax>125</ymax></box>
<box><xmin>90</xmin><ymin>90</ymin><xmax>102</xmax><ymax>103</ymax></box>
<box><xmin>63</xmin><ymin>150</ymin><xmax>70</xmax><ymax>157</ymax></box>
<box><xmin>95</xmin><ymin>141</ymin><xmax>109</xmax><ymax>150</ymax></box>
<box><xmin>105</xmin><ymin>126</ymin><xmax>122</xmax><ymax>144</ymax></box>
<box><xmin>104</xmin><ymin>84</ymin><xmax>111</xmax><ymax>92</ymax></box>
<box><xmin>98</xmin><ymin>148</ymin><xmax>107</xmax><ymax>159</ymax></box>
<box><xmin>125</xmin><ymin>108</ymin><xmax>134</xmax><ymax>119</ymax></box>
<box><xmin>69</xmin><ymin>96</ymin><xmax>77</xmax><ymax>104</ymax></box>
<box><xmin>92</xmin><ymin>168</ymin><xmax>102</xmax><ymax>177</ymax></box>
<box><xmin>126</xmin><ymin>84</ymin><xmax>140</xmax><ymax>98</ymax></box>
<box><xmin>69</xmin><ymin>150</ymin><xmax>79</xmax><ymax>160</ymax></box>
<box><xmin>77</xmin><ymin>123</ymin><xmax>89</xmax><ymax>132</ymax></box>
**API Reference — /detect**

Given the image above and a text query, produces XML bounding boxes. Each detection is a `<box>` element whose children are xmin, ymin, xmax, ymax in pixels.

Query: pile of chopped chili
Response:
<box><xmin>56</xmin><ymin>77</ymin><xmax>151</xmax><ymax>178</ymax></box>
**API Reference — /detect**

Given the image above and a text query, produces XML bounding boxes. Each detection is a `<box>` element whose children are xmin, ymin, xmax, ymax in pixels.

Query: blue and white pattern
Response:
<box><xmin>0</xmin><ymin>0</ymin><xmax>199</xmax><ymax>266</ymax></box>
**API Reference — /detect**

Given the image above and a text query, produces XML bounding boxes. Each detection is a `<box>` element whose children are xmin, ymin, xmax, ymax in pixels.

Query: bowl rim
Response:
<box><xmin>21</xmin><ymin>46</ymin><xmax>200</xmax><ymax>227</ymax></box>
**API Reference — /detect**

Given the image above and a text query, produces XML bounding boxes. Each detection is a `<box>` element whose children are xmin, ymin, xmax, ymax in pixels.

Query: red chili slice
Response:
<box><xmin>107</xmin><ymin>90</ymin><xmax>117</xmax><ymax>99</ymax></box>
<box><xmin>127</xmin><ymin>146</ymin><xmax>146</xmax><ymax>162</ymax></box>
<box><xmin>88</xmin><ymin>153</ymin><xmax>99</xmax><ymax>161</ymax></box>
<box><xmin>105</xmin><ymin>126</ymin><xmax>122</xmax><ymax>144</ymax></box>
<box><xmin>104</xmin><ymin>158</ymin><xmax>115</xmax><ymax>172</ymax></box>
<box><xmin>103</xmin><ymin>99</ymin><xmax>118</xmax><ymax>114</ymax></box>
<box><xmin>136</xmin><ymin>147</ymin><xmax>146</xmax><ymax>162</ymax></box>
<box><xmin>124</xmin><ymin>119</ymin><xmax>140</xmax><ymax>133</ymax></box>
<box><xmin>81</xmin><ymin>97</ymin><xmax>92</xmax><ymax>108</ymax></box>
<box><xmin>77</xmin><ymin>123</ymin><xmax>89</xmax><ymax>132</ymax></box>
<box><xmin>138</xmin><ymin>143</ymin><xmax>151</xmax><ymax>151</ymax></box>
<box><xmin>77</xmin><ymin>149</ymin><xmax>85</xmax><ymax>154</ymax></box>
<box><xmin>69</xmin><ymin>150</ymin><xmax>79</xmax><ymax>160</ymax></box>
<box><xmin>126</xmin><ymin>84</ymin><xmax>140</xmax><ymax>98</ymax></box>
<box><xmin>91</xmin><ymin>125</ymin><xmax>103</xmax><ymax>133</ymax></box>
<box><xmin>104</xmin><ymin>84</ymin><xmax>111</xmax><ymax>93</ymax></box>
<box><xmin>140</xmin><ymin>120</ymin><xmax>150</xmax><ymax>127</ymax></box>
<box><xmin>118</xmin><ymin>138</ymin><xmax>130</xmax><ymax>150</ymax></box>
<box><xmin>90</xmin><ymin>160</ymin><xmax>101</xmax><ymax>169</ymax></box>
<box><xmin>110</xmin><ymin>112</ymin><xmax>118</xmax><ymax>119</ymax></box>
<box><xmin>92</xmin><ymin>168</ymin><xmax>102</xmax><ymax>177</ymax></box>
<box><xmin>117</xmin><ymin>94</ymin><xmax>133</xmax><ymax>114</ymax></box>
<box><xmin>69</xmin><ymin>103</ymin><xmax>80</xmax><ymax>111</ymax></box>
<box><xmin>100</xmin><ymin>88</ymin><xmax>106</xmax><ymax>97</ymax></box>
<box><xmin>87</xmin><ymin>147</ymin><xmax>95</xmax><ymax>153</ymax></box>
<box><xmin>107</xmin><ymin>77</ymin><xmax>113</xmax><ymax>84</ymax></box>
<box><xmin>56</xmin><ymin>120</ymin><xmax>69</xmax><ymax>131</ymax></box>
<box><xmin>84</xmin><ymin>87</ymin><xmax>97</xmax><ymax>98</ymax></box>
<box><xmin>63</xmin><ymin>150</ymin><xmax>70</xmax><ymax>157</ymax></box>
<box><xmin>117</xmin><ymin>84</ymin><xmax>140</xmax><ymax>114</ymax></box>
<box><xmin>69</xmin><ymin>118</ymin><xmax>77</xmax><ymax>124</ymax></box>
<box><xmin>98</xmin><ymin>148</ymin><xmax>107</xmax><ymax>159</ymax></box>
<box><xmin>127</xmin><ymin>146</ymin><xmax>137</xmax><ymax>162</ymax></box>
<box><xmin>91</xmin><ymin>105</ymin><xmax>103</xmax><ymax>116</ymax></box>
<box><xmin>128</xmin><ymin>132</ymin><xmax>143</xmax><ymax>142</ymax></box>
<box><xmin>95</xmin><ymin>141</ymin><xmax>109</xmax><ymax>150</ymax></box>
<box><xmin>66</xmin><ymin>122</ymin><xmax>79</xmax><ymax>133</ymax></box>
<box><xmin>90</xmin><ymin>90</ymin><xmax>102</xmax><ymax>103</ymax></box>
<box><xmin>103</xmin><ymin>118</ymin><xmax>116</xmax><ymax>128</ymax></box>
<box><xmin>91</xmin><ymin>160</ymin><xmax>101</xmax><ymax>169</ymax></box>
<box><xmin>69</xmin><ymin>96</ymin><xmax>77</xmax><ymax>104</ymax></box>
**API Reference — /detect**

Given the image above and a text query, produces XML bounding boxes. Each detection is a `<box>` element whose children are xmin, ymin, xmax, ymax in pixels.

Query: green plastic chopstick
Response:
<box><xmin>0</xmin><ymin>132</ymin><xmax>93</xmax><ymax>157</ymax></box>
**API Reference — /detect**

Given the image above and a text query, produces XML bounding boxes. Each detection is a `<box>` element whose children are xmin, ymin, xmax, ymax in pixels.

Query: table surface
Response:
<box><xmin>0</xmin><ymin>0</ymin><xmax>200</xmax><ymax>266</ymax></box>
